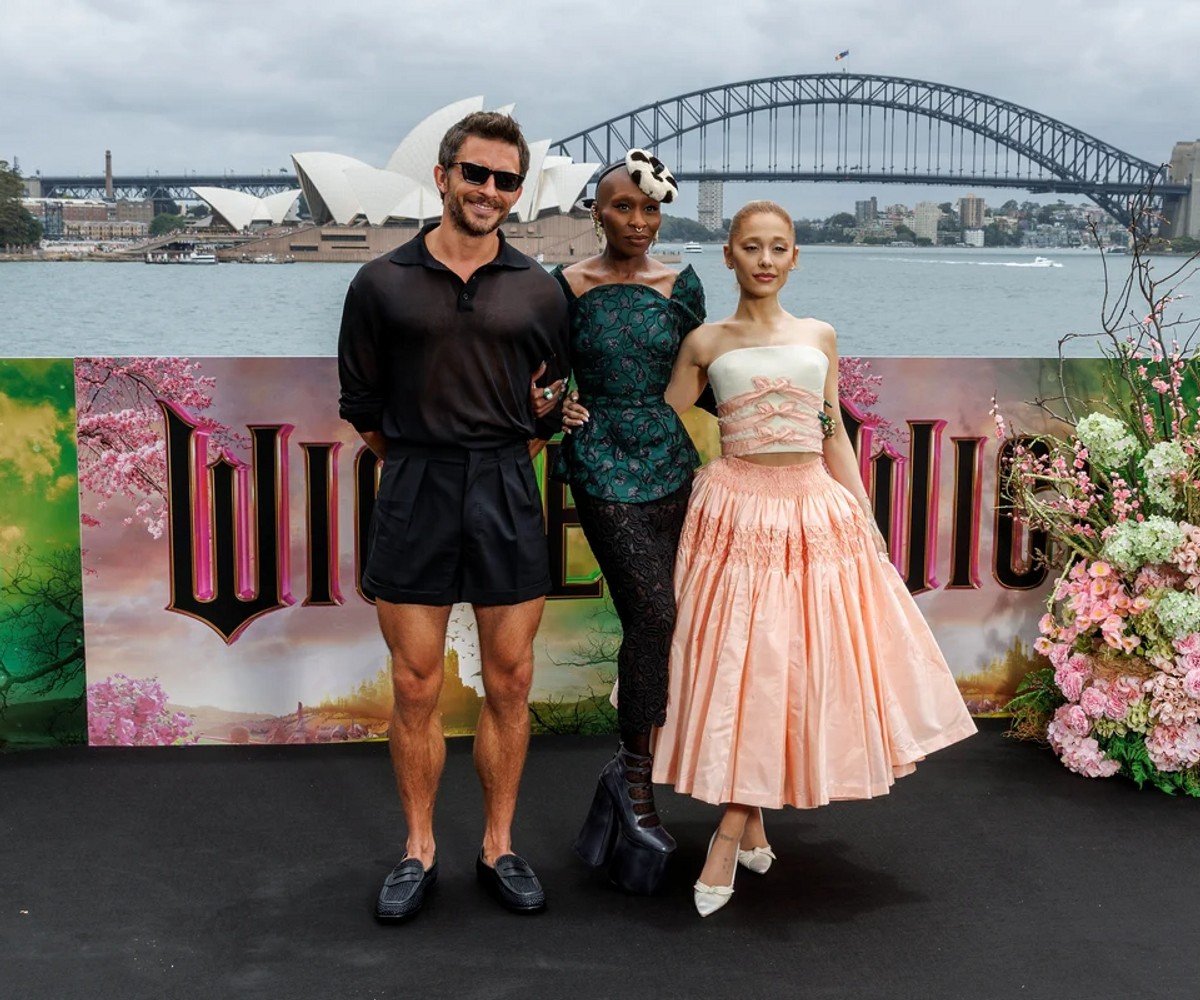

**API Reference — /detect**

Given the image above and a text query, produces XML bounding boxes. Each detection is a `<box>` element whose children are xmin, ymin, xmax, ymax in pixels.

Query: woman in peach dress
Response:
<box><xmin>652</xmin><ymin>201</ymin><xmax>976</xmax><ymax>917</ymax></box>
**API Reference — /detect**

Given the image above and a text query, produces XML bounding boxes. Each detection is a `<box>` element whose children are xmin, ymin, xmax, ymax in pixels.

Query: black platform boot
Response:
<box><xmin>574</xmin><ymin>742</ymin><xmax>676</xmax><ymax>894</ymax></box>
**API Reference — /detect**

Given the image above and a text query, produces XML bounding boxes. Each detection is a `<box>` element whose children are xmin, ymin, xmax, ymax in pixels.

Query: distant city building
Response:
<box><xmin>963</xmin><ymin>228</ymin><xmax>985</xmax><ymax>248</ymax></box>
<box><xmin>855</xmin><ymin>197</ymin><xmax>878</xmax><ymax>225</ymax></box>
<box><xmin>698</xmin><ymin>180</ymin><xmax>724</xmax><ymax>231</ymax></box>
<box><xmin>913</xmin><ymin>202</ymin><xmax>941</xmax><ymax>242</ymax></box>
<box><xmin>63</xmin><ymin>219</ymin><xmax>148</xmax><ymax>240</ymax></box>
<box><xmin>114</xmin><ymin>198</ymin><xmax>155</xmax><ymax>224</ymax></box>
<box><xmin>959</xmin><ymin>194</ymin><xmax>985</xmax><ymax>230</ymax></box>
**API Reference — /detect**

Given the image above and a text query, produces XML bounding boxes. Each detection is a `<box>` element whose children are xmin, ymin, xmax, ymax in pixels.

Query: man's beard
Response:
<box><xmin>446</xmin><ymin>193</ymin><xmax>506</xmax><ymax>237</ymax></box>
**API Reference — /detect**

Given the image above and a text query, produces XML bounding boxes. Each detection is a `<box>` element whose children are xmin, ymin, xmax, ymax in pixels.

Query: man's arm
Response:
<box><xmin>360</xmin><ymin>430</ymin><xmax>388</xmax><ymax>461</ymax></box>
<box><xmin>337</xmin><ymin>277</ymin><xmax>387</xmax><ymax>442</ymax></box>
<box><xmin>530</xmin><ymin>289</ymin><xmax>572</xmax><ymax>444</ymax></box>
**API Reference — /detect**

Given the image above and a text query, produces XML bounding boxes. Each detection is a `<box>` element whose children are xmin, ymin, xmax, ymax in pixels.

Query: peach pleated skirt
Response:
<box><xmin>652</xmin><ymin>457</ymin><xmax>976</xmax><ymax>809</ymax></box>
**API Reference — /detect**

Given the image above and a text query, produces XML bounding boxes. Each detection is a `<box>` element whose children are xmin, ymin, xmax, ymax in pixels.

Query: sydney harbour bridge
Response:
<box><xmin>35</xmin><ymin>73</ymin><xmax>1194</xmax><ymax>231</ymax></box>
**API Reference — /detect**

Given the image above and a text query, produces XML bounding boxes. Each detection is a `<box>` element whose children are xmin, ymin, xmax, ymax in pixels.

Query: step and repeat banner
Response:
<box><xmin>0</xmin><ymin>355</ymin><xmax>1094</xmax><ymax>749</ymax></box>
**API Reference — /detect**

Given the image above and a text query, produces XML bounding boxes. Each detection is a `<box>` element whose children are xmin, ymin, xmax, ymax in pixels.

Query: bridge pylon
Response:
<box><xmin>1165</xmin><ymin>141</ymin><xmax>1200</xmax><ymax>239</ymax></box>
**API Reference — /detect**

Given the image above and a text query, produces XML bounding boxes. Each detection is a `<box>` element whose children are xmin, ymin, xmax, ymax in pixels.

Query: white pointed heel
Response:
<box><xmin>736</xmin><ymin>844</ymin><xmax>776</xmax><ymax>875</ymax></box>
<box><xmin>693</xmin><ymin>832</ymin><xmax>737</xmax><ymax>918</ymax></box>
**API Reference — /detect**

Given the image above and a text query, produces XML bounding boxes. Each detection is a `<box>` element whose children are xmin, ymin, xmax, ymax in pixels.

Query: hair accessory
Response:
<box><xmin>624</xmin><ymin>149</ymin><xmax>677</xmax><ymax>204</ymax></box>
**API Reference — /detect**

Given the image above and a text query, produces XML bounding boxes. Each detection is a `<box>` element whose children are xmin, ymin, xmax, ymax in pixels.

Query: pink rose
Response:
<box><xmin>1062</xmin><ymin>704</ymin><xmax>1091</xmax><ymax>736</ymax></box>
<box><xmin>1184</xmin><ymin>668</ymin><xmax>1200</xmax><ymax>701</ymax></box>
<box><xmin>1056</xmin><ymin>667</ymin><xmax>1087</xmax><ymax>703</ymax></box>
<box><xmin>1048</xmin><ymin>644</ymin><xmax>1072</xmax><ymax>670</ymax></box>
<box><xmin>1174</xmin><ymin>633</ymin><xmax>1200</xmax><ymax>657</ymax></box>
<box><xmin>1080</xmin><ymin>685</ymin><xmax>1108</xmax><ymax>718</ymax></box>
<box><xmin>1105</xmin><ymin>692</ymin><xmax>1130</xmax><ymax>721</ymax></box>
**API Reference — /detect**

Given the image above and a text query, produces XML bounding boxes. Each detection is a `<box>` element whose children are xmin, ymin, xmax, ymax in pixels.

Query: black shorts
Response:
<box><xmin>363</xmin><ymin>441</ymin><xmax>551</xmax><ymax>607</ymax></box>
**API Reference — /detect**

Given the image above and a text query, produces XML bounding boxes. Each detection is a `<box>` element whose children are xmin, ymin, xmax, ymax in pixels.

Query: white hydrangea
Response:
<box><xmin>1142</xmin><ymin>441</ymin><xmax>1189</xmax><ymax>514</ymax></box>
<box><xmin>1155</xmin><ymin>590</ymin><xmax>1200</xmax><ymax>638</ymax></box>
<box><xmin>1101</xmin><ymin>516</ymin><xmax>1188</xmax><ymax>572</ymax></box>
<box><xmin>1075</xmin><ymin>413</ymin><xmax>1139</xmax><ymax>469</ymax></box>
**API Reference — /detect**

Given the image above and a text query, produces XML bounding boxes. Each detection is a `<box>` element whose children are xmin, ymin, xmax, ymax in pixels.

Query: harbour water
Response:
<box><xmin>0</xmin><ymin>243</ymin><xmax>1169</xmax><ymax>358</ymax></box>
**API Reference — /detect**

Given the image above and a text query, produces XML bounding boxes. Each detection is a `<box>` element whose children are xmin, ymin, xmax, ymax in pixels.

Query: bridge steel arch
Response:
<box><xmin>552</xmin><ymin>74</ymin><xmax>1183</xmax><ymax>226</ymax></box>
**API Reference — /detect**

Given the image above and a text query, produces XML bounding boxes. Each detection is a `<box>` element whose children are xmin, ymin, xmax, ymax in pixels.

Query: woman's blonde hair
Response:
<box><xmin>728</xmin><ymin>200</ymin><xmax>795</xmax><ymax>241</ymax></box>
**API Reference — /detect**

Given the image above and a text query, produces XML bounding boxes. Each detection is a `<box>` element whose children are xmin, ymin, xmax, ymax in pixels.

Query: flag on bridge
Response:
<box><xmin>835</xmin><ymin>49</ymin><xmax>850</xmax><ymax>61</ymax></box>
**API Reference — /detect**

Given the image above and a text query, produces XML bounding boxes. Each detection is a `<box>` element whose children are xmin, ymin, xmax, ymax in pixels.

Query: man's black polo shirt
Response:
<box><xmin>338</xmin><ymin>223</ymin><xmax>569</xmax><ymax>447</ymax></box>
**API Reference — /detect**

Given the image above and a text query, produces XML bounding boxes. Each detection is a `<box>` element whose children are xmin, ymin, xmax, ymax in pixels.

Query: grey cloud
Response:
<box><xmin>4</xmin><ymin>0</ymin><xmax>1197</xmax><ymax>216</ymax></box>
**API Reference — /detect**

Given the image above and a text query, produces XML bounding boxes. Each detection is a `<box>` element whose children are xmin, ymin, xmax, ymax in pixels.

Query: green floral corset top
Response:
<box><xmin>552</xmin><ymin>264</ymin><xmax>706</xmax><ymax>503</ymax></box>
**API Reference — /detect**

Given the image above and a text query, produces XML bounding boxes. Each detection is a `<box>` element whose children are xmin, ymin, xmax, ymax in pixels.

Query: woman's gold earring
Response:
<box><xmin>592</xmin><ymin>215</ymin><xmax>604</xmax><ymax>244</ymax></box>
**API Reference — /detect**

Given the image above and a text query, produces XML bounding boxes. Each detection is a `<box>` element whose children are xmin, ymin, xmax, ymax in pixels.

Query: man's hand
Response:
<box><xmin>529</xmin><ymin>361</ymin><xmax>566</xmax><ymax>419</ymax></box>
<box><xmin>360</xmin><ymin>430</ymin><xmax>387</xmax><ymax>461</ymax></box>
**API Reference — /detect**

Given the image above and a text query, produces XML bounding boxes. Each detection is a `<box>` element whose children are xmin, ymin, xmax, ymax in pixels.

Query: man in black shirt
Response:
<box><xmin>338</xmin><ymin>111</ymin><xmax>569</xmax><ymax>921</ymax></box>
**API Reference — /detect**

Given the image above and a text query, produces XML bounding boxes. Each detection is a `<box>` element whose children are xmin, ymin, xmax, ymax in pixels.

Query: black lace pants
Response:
<box><xmin>573</xmin><ymin>481</ymin><xmax>693</xmax><ymax>746</ymax></box>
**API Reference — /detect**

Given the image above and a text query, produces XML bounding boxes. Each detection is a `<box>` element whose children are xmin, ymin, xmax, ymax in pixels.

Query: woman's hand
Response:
<box><xmin>529</xmin><ymin>361</ymin><xmax>566</xmax><ymax>419</ymax></box>
<box><xmin>562</xmin><ymin>392</ymin><xmax>590</xmax><ymax>433</ymax></box>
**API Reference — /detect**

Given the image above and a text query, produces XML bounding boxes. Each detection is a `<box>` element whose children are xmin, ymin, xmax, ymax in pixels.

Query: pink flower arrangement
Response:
<box><xmin>86</xmin><ymin>674</ymin><xmax>196</xmax><ymax>746</ymax></box>
<box><xmin>1003</xmin><ymin>218</ymin><xmax>1200</xmax><ymax>795</ymax></box>
<box><xmin>1002</xmin><ymin>338</ymin><xmax>1200</xmax><ymax>795</ymax></box>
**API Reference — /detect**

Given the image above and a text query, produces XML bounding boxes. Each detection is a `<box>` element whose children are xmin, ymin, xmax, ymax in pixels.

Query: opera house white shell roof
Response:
<box><xmin>191</xmin><ymin>186</ymin><xmax>301</xmax><ymax>231</ymax></box>
<box><xmin>291</xmin><ymin>97</ymin><xmax>598</xmax><ymax>227</ymax></box>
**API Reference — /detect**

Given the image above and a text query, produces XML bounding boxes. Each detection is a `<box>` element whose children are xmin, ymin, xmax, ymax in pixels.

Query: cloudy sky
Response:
<box><xmin>4</xmin><ymin>0</ymin><xmax>1198</xmax><ymax>216</ymax></box>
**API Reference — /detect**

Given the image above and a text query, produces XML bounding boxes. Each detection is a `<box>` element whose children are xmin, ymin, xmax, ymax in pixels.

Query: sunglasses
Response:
<box><xmin>451</xmin><ymin>161</ymin><xmax>525</xmax><ymax>193</ymax></box>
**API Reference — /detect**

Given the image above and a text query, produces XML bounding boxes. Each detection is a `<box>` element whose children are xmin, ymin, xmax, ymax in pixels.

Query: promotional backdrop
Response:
<box><xmin>68</xmin><ymin>355</ymin><xmax>1087</xmax><ymax>746</ymax></box>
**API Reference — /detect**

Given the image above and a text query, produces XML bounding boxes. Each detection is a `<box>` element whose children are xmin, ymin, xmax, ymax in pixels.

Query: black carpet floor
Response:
<box><xmin>2</xmin><ymin>720</ymin><xmax>1197</xmax><ymax>1000</ymax></box>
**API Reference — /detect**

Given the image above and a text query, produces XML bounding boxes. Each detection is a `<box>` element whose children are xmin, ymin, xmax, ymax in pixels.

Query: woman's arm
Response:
<box><xmin>664</xmin><ymin>326</ymin><xmax>711</xmax><ymax>416</ymax></box>
<box><xmin>818</xmin><ymin>325</ymin><xmax>887</xmax><ymax>555</ymax></box>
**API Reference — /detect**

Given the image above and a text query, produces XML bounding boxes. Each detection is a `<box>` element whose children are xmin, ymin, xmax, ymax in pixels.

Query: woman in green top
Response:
<box><xmin>552</xmin><ymin>150</ymin><xmax>708</xmax><ymax>895</ymax></box>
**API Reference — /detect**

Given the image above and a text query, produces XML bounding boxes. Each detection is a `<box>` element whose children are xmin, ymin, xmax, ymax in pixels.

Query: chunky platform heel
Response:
<box><xmin>574</xmin><ymin>782</ymin><xmax>618</xmax><ymax>866</ymax></box>
<box><xmin>608</xmin><ymin>827</ymin><xmax>673</xmax><ymax>894</ymax></box>
<box><xmin>573</xmin><ymin>743</ymin><xmax>676</xmax><ymax>894</ymax></box>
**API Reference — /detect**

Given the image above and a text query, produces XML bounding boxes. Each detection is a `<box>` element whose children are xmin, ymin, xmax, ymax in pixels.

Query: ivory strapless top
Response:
<box><xmin>707</xmin><ymin>344</ymin><xmax>830</xmax><ymax>457</ymax></box>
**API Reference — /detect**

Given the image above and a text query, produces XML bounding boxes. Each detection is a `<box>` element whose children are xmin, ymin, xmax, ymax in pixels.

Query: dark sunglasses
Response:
<box><xmin>451</xmin><ymin>161</ymin><xmax>525</xmax><ymax>193</ymax></box>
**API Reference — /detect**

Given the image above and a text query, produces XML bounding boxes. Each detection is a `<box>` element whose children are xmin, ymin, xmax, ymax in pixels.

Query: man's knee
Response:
<box><xmin>482</xmin><ymin>655</ymin><xmax>533</xmax><ymax>708</ymax></box>
<box><xmin>390</xmin><ymin>656</ymin><xmax>442</xmax><ymax>712</ymax></box>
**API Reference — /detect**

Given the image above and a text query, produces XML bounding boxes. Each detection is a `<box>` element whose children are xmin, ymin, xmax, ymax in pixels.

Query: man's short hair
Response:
<box><xmin>438</xmin><ymin>111</ymin><xmax>531</xmax><ymax>176</ymax></box>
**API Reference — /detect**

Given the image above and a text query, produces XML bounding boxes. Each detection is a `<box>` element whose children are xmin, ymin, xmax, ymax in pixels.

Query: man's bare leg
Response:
<box><xmin>377</xmin><ymin>600</ymin><xmax>453</xmax><ymax>869</ymax></box>
<box><xmin>473</xmin><ymin>598</ymin><xmax>545</xmax><ymax>865</ymax></box>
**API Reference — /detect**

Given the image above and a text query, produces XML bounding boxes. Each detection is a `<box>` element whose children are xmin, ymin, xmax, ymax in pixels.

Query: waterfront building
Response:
<box><xmin>698</xmin><ymin>180</ymin><xmax>724</xmax><ymax>232</ymax></box>
<box><xmin>914</xmin><ymin>202</ymin><xmax>941</xmax><ymax>243</ymax></box>
<box><xmin>855</xmin><ymin>197</ymin><xmax>878</xmax><ymax>225</ymax></box>
<box><xmin>192</xmin><ymin>187</ymin><xmax>302</xmax><ymax>231</ymax></box>
<box><xmin>62</xmin><ymin>219</ymin><xmax>148</xmax><ymax>240</ymax></box>
<box><xmin>221</xmin><ymin>96</ymin><xmax>603</xmax><ymax>263</ymax></box>
<box><xmin>291</xmin><ymin>97</ymin><xmax>598</xmax><ymax>228</ymax></box>
<box><xmin>963</xmin><ymin>228</ymin><xmax>985</xmax><ymax>248</ymax></box>
<box><xmin>959</xmin><ymin>194</ymin><xmax>985</xmax><ymax>230</ymax></box>
<box><xmin>114</xmin><ymin>199</ymin><xmax>155</xmax><ymax>223</ymax></box>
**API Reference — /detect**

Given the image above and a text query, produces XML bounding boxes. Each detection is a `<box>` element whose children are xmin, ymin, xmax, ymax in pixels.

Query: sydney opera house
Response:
<box><xmin>196</xmin><ymin>97</ymin><xmax>602</xmax><ymax>263</ymax></box>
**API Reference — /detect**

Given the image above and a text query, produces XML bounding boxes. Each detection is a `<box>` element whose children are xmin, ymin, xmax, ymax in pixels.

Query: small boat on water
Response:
<box><xmin>683</xmin><ymin>241</ymin><xmax>704</xmax><ymax>254</ymax></box>
<box><xmin>145</xmin><ymin>249</ymin><xmax>218</xmax><ymax>265</ymax></box>
<box><xmin>1031</xmin><ymin>256</ymin><xmax>1061</xmax><ymax>267</ymax></box>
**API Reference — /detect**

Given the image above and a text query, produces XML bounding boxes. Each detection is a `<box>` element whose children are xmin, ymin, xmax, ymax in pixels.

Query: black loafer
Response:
<box><xmin>375</xmin><ymin>857</ymin><xmax>437</xmax><ymax>922</ymax></box>
<box><xmin>476</xmin><ymin>852</ymin><xmax>546</xmax><ymax>913</ymax></box>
